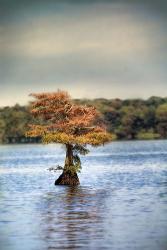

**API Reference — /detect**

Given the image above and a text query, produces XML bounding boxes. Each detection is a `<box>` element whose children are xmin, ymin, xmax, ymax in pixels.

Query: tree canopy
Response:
<box><xmin>26</xmin><ymin>90</ymin><xmax>112</xmax><ymax>146</ymax></box>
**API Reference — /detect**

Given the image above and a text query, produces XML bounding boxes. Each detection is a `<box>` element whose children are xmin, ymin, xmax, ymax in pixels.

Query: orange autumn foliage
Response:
<box><xmin>26</xmin><ymin>90</ymin><xmax>112</xmax><ymax>146</ymax></box>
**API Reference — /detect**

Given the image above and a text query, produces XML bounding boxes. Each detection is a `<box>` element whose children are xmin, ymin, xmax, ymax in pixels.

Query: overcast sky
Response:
<box><xmin>0</xmin><ymin>0</ymin><xmax>167</xmax><ymax>106</ymax></box>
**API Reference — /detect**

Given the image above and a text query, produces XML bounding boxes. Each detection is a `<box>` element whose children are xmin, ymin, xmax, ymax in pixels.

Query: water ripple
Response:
<box><xmin>0</xmin><ymin>141</ymin><xmax>167</xmax><ymax>250</ymax></box>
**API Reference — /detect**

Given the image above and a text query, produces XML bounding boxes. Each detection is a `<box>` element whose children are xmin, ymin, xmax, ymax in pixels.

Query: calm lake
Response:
<box><xmin>0</xmin><ymin>140</ymin><xmax>167</xmax><ymax>250</ymax></box>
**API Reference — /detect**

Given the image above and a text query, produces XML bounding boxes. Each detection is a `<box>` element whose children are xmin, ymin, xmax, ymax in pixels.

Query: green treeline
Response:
<box><xmin>0</xmin><ymin>96</ymin><xmax>167</xmax><ymax>144</ymax></box>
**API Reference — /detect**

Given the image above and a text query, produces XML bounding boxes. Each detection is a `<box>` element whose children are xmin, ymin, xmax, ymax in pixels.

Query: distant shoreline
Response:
<box><xmin>1</xmin><ymin>96</ymin><xmax>167</xmax><ymax>143</ymax></box>
<box><xmin>0</xmin><ymin>138</ymin><xmax>167</xmax><ymax>146</ymax></box>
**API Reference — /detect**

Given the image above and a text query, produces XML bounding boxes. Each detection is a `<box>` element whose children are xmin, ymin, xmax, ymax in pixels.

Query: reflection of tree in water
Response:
<box><xmin>39</xmin><ymin>186</ymin><xmax>109</xmax><ymax>250</ymax></box>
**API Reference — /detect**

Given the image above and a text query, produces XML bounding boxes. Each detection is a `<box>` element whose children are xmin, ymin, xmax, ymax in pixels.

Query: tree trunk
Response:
<box><xmin>55</xmin><ymin>144</ymin><xmax>80</xmax><ymax>185</ymax></box>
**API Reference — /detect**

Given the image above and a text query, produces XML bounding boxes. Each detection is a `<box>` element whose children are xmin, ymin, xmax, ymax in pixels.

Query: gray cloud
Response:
<box><xmin>0</xmin><ymin>0</ymin><xmax>167</xmax><ymax>106</ymax></box>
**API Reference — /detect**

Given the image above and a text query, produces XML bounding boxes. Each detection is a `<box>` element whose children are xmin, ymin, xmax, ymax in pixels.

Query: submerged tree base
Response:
<box><xmin>55</xmin><ymin>171</ymin><xmax>80</xmax><ymax>186</ymax></box>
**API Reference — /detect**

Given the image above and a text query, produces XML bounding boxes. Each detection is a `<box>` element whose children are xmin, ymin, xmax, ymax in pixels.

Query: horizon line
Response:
<box><xmin>1</xmin><ymin>95</ymin><xmax>167</xmax><ymax>108</ymax></box>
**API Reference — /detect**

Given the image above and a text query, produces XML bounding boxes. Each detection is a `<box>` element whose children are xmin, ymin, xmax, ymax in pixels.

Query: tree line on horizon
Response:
<box><xmin>0</xmin><ymin>96</ymin><xmax>167</xmax><ymax>144</ymax></box>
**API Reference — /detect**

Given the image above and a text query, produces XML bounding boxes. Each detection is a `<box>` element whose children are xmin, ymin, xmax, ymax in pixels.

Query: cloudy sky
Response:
<box><xmin>0</xmin><ymin>0</ymin><xmax>167</xmax><ymax>106</ymax></box>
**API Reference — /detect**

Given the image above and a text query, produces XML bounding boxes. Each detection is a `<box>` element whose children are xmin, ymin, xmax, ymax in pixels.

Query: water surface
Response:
<box><xmin>0</xmin><ymin>140</ymin><xmax>167</xmax><ymax>250</ymax></box>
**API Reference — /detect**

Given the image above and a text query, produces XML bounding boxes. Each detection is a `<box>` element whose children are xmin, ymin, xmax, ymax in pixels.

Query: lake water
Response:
<box><xmin>0</xmin><ymin>140</ymin><xmax>167</xmax><ymax>250</ymax></box>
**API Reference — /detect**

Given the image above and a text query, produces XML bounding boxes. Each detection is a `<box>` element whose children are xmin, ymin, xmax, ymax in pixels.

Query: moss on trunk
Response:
<box><xmin>55</xmin><ymin>144</ymin><xmax>80</xmax><ymax>186</ymax></box>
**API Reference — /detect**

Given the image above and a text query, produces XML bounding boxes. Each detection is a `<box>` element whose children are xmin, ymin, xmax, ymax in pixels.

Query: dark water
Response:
<box><xmin>0</xmin><ymin>140</ymin><xmax>167</xmax><ymax>250</ymax></box>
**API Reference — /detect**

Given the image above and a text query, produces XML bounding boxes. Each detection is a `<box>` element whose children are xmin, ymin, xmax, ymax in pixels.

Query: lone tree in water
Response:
<box><xmin>26</xmin><ymin>90</ymin><xmax>112</xmax><ymax>185</ymax></box>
